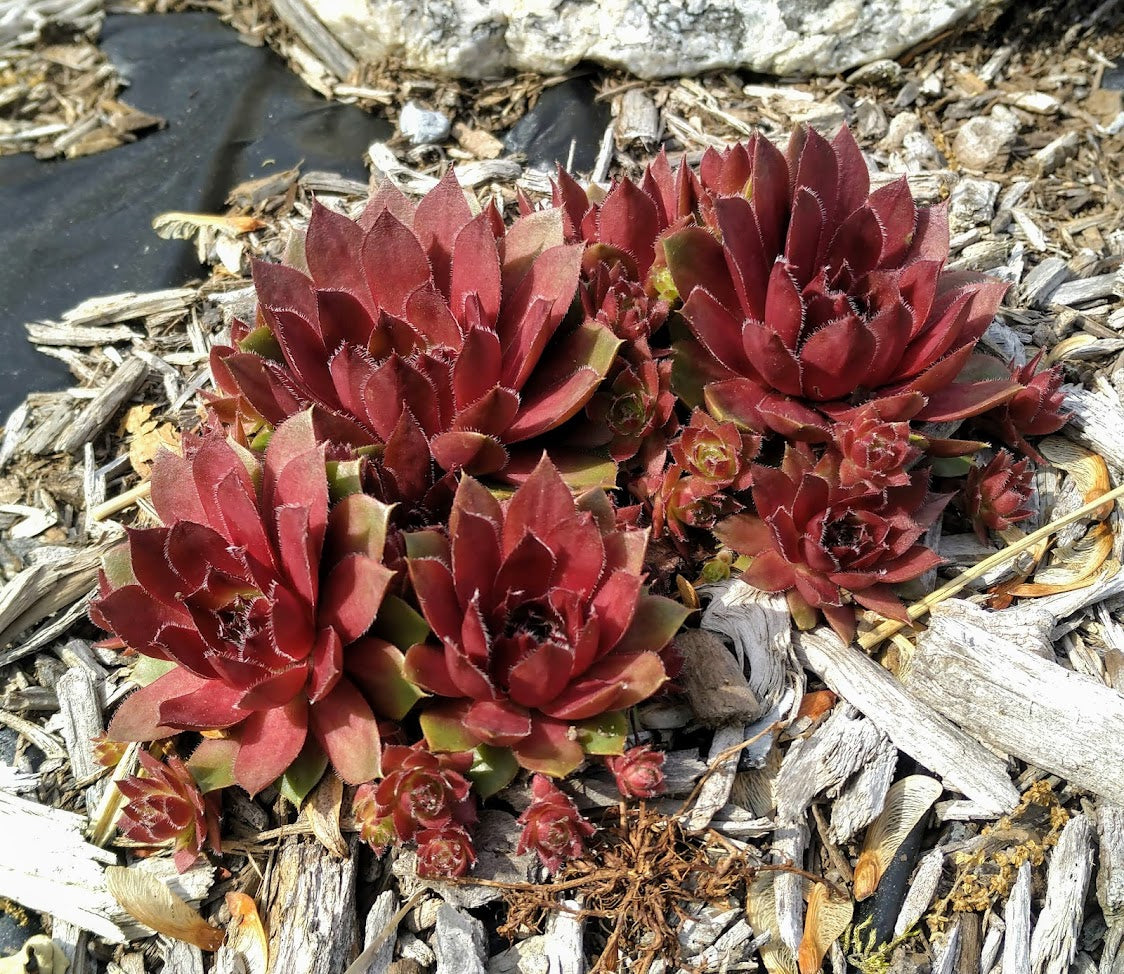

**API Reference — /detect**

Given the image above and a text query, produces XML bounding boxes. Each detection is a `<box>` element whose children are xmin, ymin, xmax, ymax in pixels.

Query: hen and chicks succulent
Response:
<box><xmin>93</xmin><ymin>122</ymin><xmax>1065</xmax><ymax>877</ymax></box>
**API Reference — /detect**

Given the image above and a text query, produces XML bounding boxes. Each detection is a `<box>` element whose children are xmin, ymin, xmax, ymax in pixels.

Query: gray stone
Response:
<box><xmin>434</xmin><ymin>905</ymin><xmax>487</xmax><ymax>974</ymax></box>
<box><xmin>949</xmin><ymin>176</ymin><xmax>1001</xmax><ymax>232</ymax></box>
<box><xmin>399</xmin><ymin>101</ymin><xmax>452</xmax><ymax>145</ymax></box>
<box><xmin>882</xmin><ymin>111</ymin><xmax>921</xmax><ymax>150</ymax></box>
<box><xmin>953</xmin><ymin>108</ymin><xmax>1020</xmax><ymax>171</ymax></box>
<box><xmin>314</xmin><ymin>0</ymin><xmax>989</xmax><ymax>80</ymax></box>
<box><xmin>901</xmin><ymin>130</ymin><xmax>945</xmax><ymax>172</ymax></box>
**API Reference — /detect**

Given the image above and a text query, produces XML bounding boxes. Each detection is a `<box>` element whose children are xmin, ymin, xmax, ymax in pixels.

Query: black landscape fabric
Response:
<box><xmin>0</xmin><ymin>12</ymin><xmax>391</xmax><ymax>418</ymax></box>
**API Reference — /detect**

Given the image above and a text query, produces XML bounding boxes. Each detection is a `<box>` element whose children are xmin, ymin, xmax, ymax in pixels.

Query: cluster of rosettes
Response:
<box><xmin>92</xmin><ymin>122</ymin><xmax>1067</xmax><ymax>879</ymax></box>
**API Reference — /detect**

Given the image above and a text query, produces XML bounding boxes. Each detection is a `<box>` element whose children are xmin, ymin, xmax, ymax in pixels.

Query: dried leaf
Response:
<box><xmin>224</xmin><ymin>892</ymin><xmax>269</xmax><ymax>974</ymax></box>
<box><xmin>304</xmin><ymin>772</ymin><xmax>348</xmax><ymax>858</ymax></box>
<box><xmin>105</xmin><ymin>865</ymin><xmax>224</xmax><ymax>951</ymax></box>
<box><xmin>797</xmin><ymin>883</ymin><xmax>853</xmax><ymax>974</ymax></box>
<box><xmin>745</xmin><ymin>873</ymin><xmax>799</xmax><ymax>974</ymax></box>
<box><xmin>151</xmin><ymin>212</ymin><xmax>266</xmax><ymax>241</ymax></box>
<box><xmin>122</xmin><ymin>405</ymin><xmax>180</xmax><ymax>476</ymax></box>
<box><xmin>854</xmin><ymin>775</ymin><xmax>942</xmax><ymax>900</ymax></box>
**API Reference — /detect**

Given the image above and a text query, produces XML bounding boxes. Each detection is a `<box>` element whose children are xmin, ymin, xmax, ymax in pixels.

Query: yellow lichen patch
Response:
<box><xmin>926</xmin><ymin>781</ymin><xmax>1068</xmax><ymax>934</ymax></box>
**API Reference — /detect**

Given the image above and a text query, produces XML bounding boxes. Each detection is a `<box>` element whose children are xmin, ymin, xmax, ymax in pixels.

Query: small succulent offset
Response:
<box><xmin>965</xmin><ymin>451</ymin><xmax>1036</xmax><ymax>540</ymax></box>
<box><xmin>403</xmin><ymin>458</ymin><xmax>689</xmax><ymax>777</ymax></box>
<box><xmin>606</xmin><ymin>745</ymin><xmax>666</xmax><ymax>799</ymax></box>
<box><xmin>92</xmin><ymin>413</ymin><xmax>395</xmax><ymax>794</ymax></box>
<box><xmin>516</xmin><ymin>775</ymin><xmax>596</xmax><ymax>874</ymax></box>
<box><xmin>116</xmin><ymin>751</ymin><xmax>220</xmax><ymax>873</ymax></box>
<box><xmin>354</xmin><ymin>745</ymin><xmax>477</xmax><ymax>846</ymax></box>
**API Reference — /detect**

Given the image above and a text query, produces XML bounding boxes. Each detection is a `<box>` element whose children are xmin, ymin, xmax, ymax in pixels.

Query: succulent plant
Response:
<box><xmin>639</xmin><ymin>464</ymin><xmax>740</xmax><ymax>543</ymax></box>
<box><xmin>669</xmin><ymin>408</ymin><xmax>758</xmax><ymax>490</ymax></box>
<box><xmin>92</xmin><ymin>413</ymin><xmax>395</xmax><ymax>794</ymax></box>
<box><xmin>403</xmin><ymin>457</ymin><xmax>688</xmax><ymax>776</ymax></box>
<box><xmin>965</xmin><ymin>450</ymin><xmax>1035</xmax><ymax>540</ymax></box>
<box><xmin>364</xmin><ymin>745</ymin><xmax>476</xmax><ymax>843</ymax></box>
<box><xmin>416</xmin><ymin>824</ymin><xmax>477</xmax><ymax>878</ymax></box>
<box><xmin>211</xmin><ymin>171</ymin><xmax>621</xmax><ymax>484</ymax></box>
<box><xmin>986</xmin><ymin>353</ymin><xmax>1068</xmax><ymax>461</ymax></box>
<box><xmin>606</xmin><ymin>745</ymin><xmax>666</xmax><ymax>799</ymax></box>
<box><xmin>716</xmin><ymin>446</ymin><xmax>947</xmax><ymax>642</ymax></box>
<box><xmin>516</xmin><ymin>774</ymin><xmax>595</xmax><ymax>874</ymax></box>
<box><xmin>664</xmin><ymin>126</ymin><xmax>1015</xmax><ymax>441</ymax></box>
<box><xmin>833</xmin><ymin>400</ymin><xmax>923</xmax><ymax>492</ymax></box>
<box><xmin>116</xmin><ymin>750</ymin><xmax>219</xmax><ymax>872</ymax></box>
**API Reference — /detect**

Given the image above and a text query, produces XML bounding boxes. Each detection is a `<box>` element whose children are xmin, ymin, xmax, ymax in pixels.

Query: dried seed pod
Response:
<box><xmin>106</xmin><ymin>865</ymin><xmax>224</xmax><ymax>951</ymax></box>
<box><xmin>853</xmin><ymin>775</ymin><xmax>942</xmax><ymax>900</ymax></box>
<box><xmin>1038</xmin><ymin>437</ymin><xmax>1113</xmax><ymax>519</ymax></box>
<box><xmin>746</xmin><ymin>873</ymin><xmax>798</xmax><ymax>974</ymax></box>
<box><xmin>797</xmin><ymin>882</ymin><xmax>854</xmax><ymax>974</ymax></box>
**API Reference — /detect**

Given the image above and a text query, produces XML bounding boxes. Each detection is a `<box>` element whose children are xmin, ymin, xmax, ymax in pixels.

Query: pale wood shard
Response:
<box><xmin>681</xmin><ymin>723</ymin><xmax>746</xmax><ymax>834</ymax></box>
<box><xmin>773</xmin><ymin>707</ymin><xmax>883</xmax><ymax>949</ymax></box>
<box><xmin>1097</xmin><ymin>803</ymin><xmax>1124</xmax><ymax>922</ymax></box>
<box><xmin>616</xmin><ymin>89</ymin><xmax>661</xmax><ymax>144</ymax></box>
<box><xmin>542</xmin><ymin>899</ymin><xmax>583</xmax><ymax>974</ymax></box>
<box><xmin>52</xmin><ymin>289</ymin><xmax>195</xmax><ymax>329</ymax></box>
<box><xmin>56</xmin><ymin>356</ymin><xmax>149</xmax><ymax>454</ymax></box>
<box><xmin>0</xmin><ymin>789</ymin><xmax>212</xmax><ymax>942</ymax></box>
<box><xmin>358</xmin><ymin>890</ymin><xmax>398</xmax><ymax>974</ymax></box>
<box><xmin>56</xmin><ymin>665</ymin><xmax>106</xmax><ymax>812</ymax></box>
<box><xmin>1062</xmin><ymin>384</ymin><xmax>1124</xmax><ymax>472</ymax></box>
<box><xmin>433</xmin><ymin>904</ymin><xmax>487</xmax><ymax>974</ymax></box>
<box><xmin>980</xmin><ymin>915</ymin><xmax>1003</xmax><ymax>974</ymax></box>
<box><xmin>1018</xmin><ymin>255</ymin><xmax>1069</xmax><ymax>308</ymax></box>
<box><xmin>904</xmin><ymin>607</ymin><xmax>1124</xmax><ymax>805</ymax></box>
<box><xmin>1030</xmin><ymin>815</ymin><xmax>1095</xmax><ymax>974</ymax></box>
<box><xmin>270</xmin><ymin>0</ymin><xmax>357</xmax><ymax>81</ymax></box>
<box><xmin>0</xmin><ymin>549</ymin><xmax>103</xmax><ymax>663</ymax></box>
<box><xmin>795</xmin><ymin>628</ymin><xmax>1019</xmax><ymax>813</ymax></box>
<box><xmin>160</xmin><ymin>937</ymin><xmax>205</xmax><ymax>974</ymax></box>
<box><xmin>1005</xmin><ymin>861</ymin><xmax>1034</xmax><ymax>974</ymax></box>
<box><xmin>25</xmin><ymin>322</ymin><xmax>141</xmax><ymax>347</ymax></box>
<box><xmin>895</xmin><ymin>849</ymin><xmax>944</xmax><ymax>937</ymax></box>
<box><xmin>827</xmin><ymin>731</ymin><xmax>897</xmax><ymax>844</ymax></box>
<box><xmin>700</xmin><ymin>580</ymin><xmax>800</xmax><ymax>720</ymax></box>
<box><xmin>265</xmin><ymin>836</ymin><xmax>359</xmax><ymax>974</ymax></box>
<box><xmin>1052</xmin><ymin>272</ymin><xmax>1120</xmax><ymax>308</ymax></box>
<box><xmin>674</xmin><ymin>628</ymin><xmax>763</xmax><ymax>727</ymax></box>
<box><xmin>934</xmin><ymin>918</ymin><xmax>963</xmax><ymax>974</ymax></box>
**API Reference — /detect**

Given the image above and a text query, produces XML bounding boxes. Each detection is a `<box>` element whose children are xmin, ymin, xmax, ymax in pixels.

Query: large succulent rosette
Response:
<box><xmin>402</xmin><ymin>458</ymin><xmax>688</xmax><ymax>776</ymax></box>
<box><xmin>92</xmin><ymin>413</ymin><xmax>395</xmax><ymax>793</ymax></box>
<box><xmin>211</xmin><ymin>171</ymin><xmax>621</xmax><ymax>484</ymax></box>
<box><xmin>664</xmin><ymin>126</ymin><xmax>1016</xmax><ymax>441</ymax></box>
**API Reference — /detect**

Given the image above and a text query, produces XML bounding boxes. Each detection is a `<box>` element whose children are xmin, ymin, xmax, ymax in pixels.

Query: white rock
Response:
<box><xmin>882</xmin><ymin>111</ymin><xmax>921</xmax><ymax>150</ymax></box>
<box><xmin>953</xmin><ymin>109</ymin><xmax>1019</xmax><ymax>171</ymax></box>
<box><xmin>949</xmin><ymin>176</ymin><xmax>1000</xmax><ymax>232</ymax></box>
<box><xmin>902</xmin><ymin>130</ymin><xmax>945</xmax><ymax>172</ymax></box>
<box><xmin>315</xmin><ymin>0</ymin><xmax>989</xmax><ymax>79</ymax></box>
<box><xmin>399</xmin><ymin>100</ymin><xmax>452</xmax><ymax>145</ymax></box>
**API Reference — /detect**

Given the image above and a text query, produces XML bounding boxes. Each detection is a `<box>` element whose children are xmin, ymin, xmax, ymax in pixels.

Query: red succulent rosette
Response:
<box><xmin>606</xmin><ymin>745</ymin><xmax>666</xmax><ymax>799</ymax></box>
<box><xmin>368</xmin><ymin>745</ymin><xmax>476</xmax><ymax>842</ymax></box>
<box><xmin>92</xmin><ymin>413</ymin><xmax>396</xmax><ymax>794</ymax></box>
<box><xmin>669</xmin><ymin>408</ymin><xmax>758</xmax><ymax>490</ymax></box>
<box><xmin>965</xmin><ymin>450</ymin><xmax>1035</xmax><ymax>540</ymax></box>
<box><xmin>987</xmin><ymin>353</ymin><xmax>1068</xmax><ymax>461</ymax></box>
<box><xmin>717</xmin><ymin>446</ymin><xmax>948</xmax><ymax>643</ymax></box>
<box><xmin>833</xmin><ymin>400</ymin><xmax>923</xmax><ymax>492</ymax></box>
<box><xmin>642</xmin><ymin>464</ymin><xmax>739</xmax><ymax>542</ymax></box>
<box><xmin>403</xmin><ymin>457</ymin><xmax>688</xmax><ymax>777</ymax></box>
<box><xmin>516</xmin><ymin>775</ymin><xmax>595</xmax><ymax>874</ymax></box>
<box><xmin>664</xmin><ymin>126</ymin><xmax>1015</xmax><ymax>441</ymax></box>
<box><xmin>211</xmin><ymin>171</ymin><xmax>621</xmax><ymax>484</ymax></box>
<box><xmin>116</xmin><ymin>750</ymin><xmax>220</xmax><ymax>873</ymax></box>
<box><xmin>416</xmin><ymin>824</ymin><xmax>477</xmax><ymax>878</ymax></box>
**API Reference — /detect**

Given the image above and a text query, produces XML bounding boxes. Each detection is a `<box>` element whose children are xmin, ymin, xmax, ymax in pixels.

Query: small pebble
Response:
<box><xmin>953</xmin><ymin>108</ymin><xmax>1019</xmax><ymax>170</ymax></box>
<box><xmin>399</xmin><ymin>101</ymin><xmax>452</xmax><ymax>146</ymax></box>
